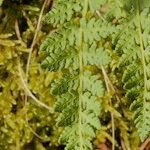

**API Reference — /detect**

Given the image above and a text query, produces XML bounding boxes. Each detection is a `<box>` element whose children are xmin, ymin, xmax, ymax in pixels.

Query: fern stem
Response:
<box><xmin>78</xmin><ymin>27</ymin><xmax>84</xmax><ymax>150</ymax></box>
<box><xmin>137</xmin><ymin>0</ymin><xmax>147</xmax><ymax>104</ymax></box>
<box><xmin>101</xmin><ymin>66</ymin><xmax>115</xmax><ymax>150</ymax></box>
<box><xmin>77</xmin><ymin>1</ymin><xmax>89</xmax><ymax>149</ymax></box>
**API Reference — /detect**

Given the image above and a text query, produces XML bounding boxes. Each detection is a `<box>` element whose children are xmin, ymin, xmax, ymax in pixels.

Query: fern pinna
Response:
<box><xmin>113</xmin><ymin>0</ymin><xmax>150</xmax><ymax>142</ymax></box>
<box><xmin>40</xmin><ymin>0</ymin><xmax>115</xmax><ymax>149</ymax></box>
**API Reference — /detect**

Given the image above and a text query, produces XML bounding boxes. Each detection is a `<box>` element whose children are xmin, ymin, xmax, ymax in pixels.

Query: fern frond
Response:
<box><xmin>52</xmin><ymin>71</ymin><xmax>104</xmax><ymax>150</ymax></box>
<box><xmin>56</xmin><ymin>92</ymin><xmax>101</xmax><ymax>150</ymax></box>
<box><xmin>51</xmin><ymin>73</ymin><xmax>79</xmax><ymax>95</ymax></box>
<box><xmin>43</xmin><ymin>0</ymin><xmax>108</xmax><ymax>26</ymax></box>
<box><xmin>43</xmin><ymin>0</ymin><xmax>83</xmax><ymax>26</ymax></box>
<box><xmin>41</xmin><ymin>18</ymin><xmax>115</xmax><ymax>51</ymax></box>
<box><xmin>114</xmin><ymin>6</ymin><xmax>150</xmax><ymax>141</ymax></box>
<box><xmin>40</xmin><ymin>19</ymin><xmax>113</xmax><ymax>71</ymax></box>
<box><xmin>40</xmin><ymin>0</ymin><xmax>115</xmax><ymax>149</ymax></box>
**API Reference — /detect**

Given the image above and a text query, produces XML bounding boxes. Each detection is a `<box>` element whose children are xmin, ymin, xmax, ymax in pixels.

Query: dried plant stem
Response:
<box><xmin>24</xmin><ymin>0</ymin><xmax>51</xmax><ymax>114</ymax></box>
<box><xmin>101</xmin><ymin>66</ymin><xmax>115</xmax><ymax>150</ymax></box>
<box><xmin>18</xmin><ymin>61</ymin><xmax>53</xmax><ymax>112</ymax></box>
<box><xmin>139</xmin><ymin>137</ymin><xmax>150</xmax><ymax>150</ymax></box>
<box><xmin>15</xmin><ymin>19</ymin><xmax>26</xmax><ymax>47</ymax></box>
<box><xmin>26</xmin><ymin>0</ymin><xmax>50</xmax><ymax>78</ymax></box>
<box><xmin>15</xmin><ymin>20</ymin><xmax>22</xmax><ymax>42</ymax></box>
<box><xmin>15</xmin><ymin>0</ymin><xmax>52</xmax><ymax>139</ymax></box>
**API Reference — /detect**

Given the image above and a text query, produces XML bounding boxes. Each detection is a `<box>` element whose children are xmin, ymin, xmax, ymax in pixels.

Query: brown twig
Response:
<box><xmin>24</xmin><ymin>0</ymin><xmax>51</xmax><ymax>108</ymax></box>
<box><xmin>15</xmin><ymin>19</ymin><xmax>26</xmax><ymax>47</ymax></box>
<box><xmin>101</xmin><ymin>66</ymin><xmax>115</xmax><ymax>150</ymax></box>
<box><xmin>18</xmin><ymin>61</ymin><xmax>53</xmax><ymax>112</ymax></box>
<box><xmin>15</xmin><ymin>20</ymin><xmax>22</xmax><ymax>41</ymax></box>
<box><xmin>24</xmin><ymin>0</ymin><xmax>52</xmax><ymax>138</ymax></box>
<box><xmin>15</xmin><ymin>0</ymin><xmax>53</xmax><ymax>139</ymax></box>
<box><xmin>139</xmin><ymin>137</ymin><xmax>150</xmax><ymax>150</ymax></box>
<box><xmin>26</xmin><ymin>0</ymin><xmax>50</xmax><ymax>79</ymax></box>
<box><xmin>121</xmin><ymin>139</ymin><xmax>128</xmax><ymax>150</ymax></box>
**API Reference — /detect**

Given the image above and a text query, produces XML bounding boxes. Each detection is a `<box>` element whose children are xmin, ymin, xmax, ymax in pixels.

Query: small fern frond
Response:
<box><xmin>52</xmin><ymin>71</ymin><xmax>104</xmax><ymax>150</ymax></box>
<box><xmin>43</xmin><ymin>0</ymin><xmax>107</xmax><ymax>26</ymax></box>
<box><xmin>56</xmin><ymin>92</ymin><xmax>101</xmax><ymax>150</ymax></box>
<box><xmin>43</xmin><ymin>0</ymin><xmax>83</xmax><ymax>26</ymax></box>
<box><xmin>83</xmin><ymin>71</ymin><xmax>104</xmax><ymax>97</ymax></box>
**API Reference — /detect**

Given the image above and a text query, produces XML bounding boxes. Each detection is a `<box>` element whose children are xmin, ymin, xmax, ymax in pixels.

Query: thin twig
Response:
<box><xmin>139</xmin><ymin>137</ymin><xmax>150</xmax><ymax>150</ymax></box>
<box><xmin>96</xmin><ymin>10</ymin><xmax>106</xmax><ymax>21</ymax></box>
<box><xmin>15</xmin><ymin>0</ymin><xmax>53</xmax><ymax>140</ymax></box>
<box><xmin>103</xmin><ymin>69</ymin><xmax>121</xmax><ymax>102</ymax></box>
<box><xmin>26</xmin><ymin>0</ymin><xmax>50</xmax><ymax>79</ymax></box>
<box><xmin>15</xmin><ymin>18</ymin><xmax>45</xmax><ymax>140</ymax></box>
<box><xmin>15</xmin><ymin>19</ymin><xmax>26</xmax><ymax>47</ymax></box>
<box><xmin>15</xmin><ymin>20</ymin><xmax>22</xmax><ymax>41</ymax></box>
<box><xmin>121</xmin><ymin>139</ymin><xmax>127</xmax><ymax>150</ymax></box>
<box><xmin>18</xmin><ymin>61</ymin><xmax>53</xmax><ymax>112</ymax></box>
<box><xmin>101</xmin><ymin>66</ymin><xmax>115</xmax><ymax>150</ymax></box>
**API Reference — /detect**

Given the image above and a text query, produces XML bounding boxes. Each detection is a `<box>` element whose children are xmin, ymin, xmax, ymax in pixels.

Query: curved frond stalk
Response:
<box><xmin>101</xmin><ymin>66</ymin><xmax>115</xmax><ymax>150</ymax></box>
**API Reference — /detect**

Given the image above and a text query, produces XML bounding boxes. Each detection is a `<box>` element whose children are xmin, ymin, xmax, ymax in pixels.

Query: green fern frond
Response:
<box><xmin>40</xmin><ymin>19</ymin><xmax>113</xmax><ymax>71</ymax></box>
<box><xmin>40</xmin><ymin>0</ymin><xmax>118</xmax><ymax>149</ymax></box>
<box><xmin>52</xmin><ymin>71</ymin><xmax>104</xmax><ymax>150</ymax></box>
<box><xmin>43</xmin><ymin>0</ymin><xmax>108</xmax><ymax>26</ymax></box>
<box><xmin>41</xmin><ymin>18</ymin><xmax>115</xmax><ymax>51</ymax></box>
<box><xmin>83</xmin><ymin>71</ymin><xmax>104</xmax><ymax>97</ymax></box>
<box><xmin>114</xmin><ymin>6</ymin><xmax>150</xmax><ymax>141</ymax></box>
<box><xmin>43</xmin><ymin>0</ymin><xmax>83</xmax><ymax>26</ymax></box>
<box><xmin>55</xmin><ymin>91</ymin><xmax>101</xmax><ymax>150</ymax></box>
